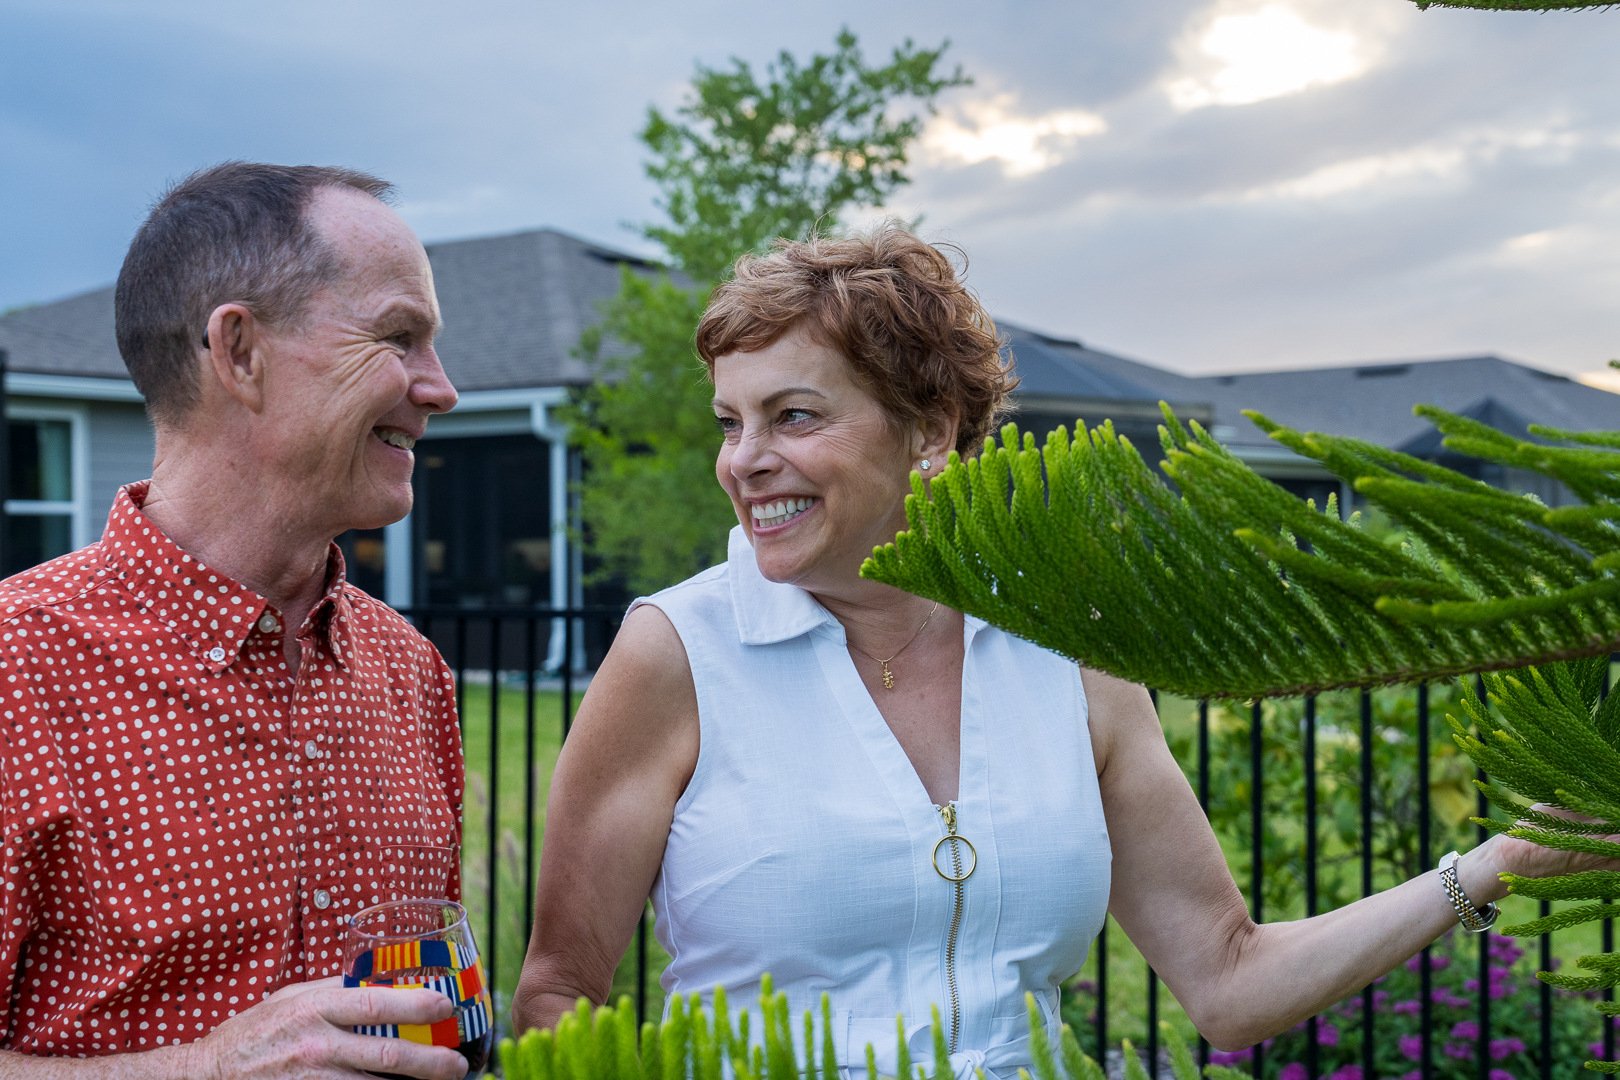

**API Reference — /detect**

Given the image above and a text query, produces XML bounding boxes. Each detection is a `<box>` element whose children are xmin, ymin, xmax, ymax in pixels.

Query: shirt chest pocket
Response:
<box><xmin>349</xmin><ymin>841</ymin><xmax>463</xmax><ymax>911</ymax></box>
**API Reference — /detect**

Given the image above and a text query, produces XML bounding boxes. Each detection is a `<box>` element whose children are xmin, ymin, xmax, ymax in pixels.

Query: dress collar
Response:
<box><xmin>723</xmin><ymin>525</ymin><xmax>984</xmax><ymax>646</ymax></box>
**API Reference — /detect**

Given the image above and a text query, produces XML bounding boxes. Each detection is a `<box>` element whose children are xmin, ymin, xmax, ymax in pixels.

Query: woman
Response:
<box><xmin>512</xmin><ymin>225</ymin><xmax>1567</xmax><ymax>1074</ymax></box>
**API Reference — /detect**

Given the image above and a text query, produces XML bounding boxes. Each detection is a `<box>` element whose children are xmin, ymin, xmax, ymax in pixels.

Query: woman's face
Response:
<box><xmin>711</xmin><ymin>328</ymin><xmax>917</xmax><ymax>596</ymax></box>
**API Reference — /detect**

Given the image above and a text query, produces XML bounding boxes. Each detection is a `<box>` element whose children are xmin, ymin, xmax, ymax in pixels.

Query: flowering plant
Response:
<box><xmin>1201</xmin><ymin>931</ymin><xmax>1607</xmax><ymax>1079</ymax></box>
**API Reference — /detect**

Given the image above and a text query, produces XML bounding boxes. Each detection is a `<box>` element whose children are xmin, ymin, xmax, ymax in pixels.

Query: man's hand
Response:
<box><xmin>180</xmin><ymin>977</ymin><xmax>468</xmax><ymax>1080</ymax></box>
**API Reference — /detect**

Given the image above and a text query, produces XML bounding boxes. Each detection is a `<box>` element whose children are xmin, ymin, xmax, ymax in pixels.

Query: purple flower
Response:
<box><xmin>1444</xmin><ymin>1040</ymin><xmax>1474</xmax><ymax>1060</ymax></box>
<box><xmin>1451</xmin><ymin>1020</ymin><xmax>1480</xmax><ymax>1041</ymax></box>
<box><xmin>1432</xmin><ymin>987</ymin><xmax>1471</xmax><ymax>1008</ymax></box>
<box><xmin>1489</xmin><ymin>1070</ymin><xmax>1516</xmax><ymax>1080</ymax></box>
<box><xmin>1399</xmin><ymin>1034</ymin><xmax>1423</xmax><ymax>1061</ymax></box>
<box><xmin>1327</xmin><ymin>1067</ymin><xmax>1363</xmax><ymax>1080</ymax></box>
<box><xmin>1317</xmin><ymin>1020</ymin><xmax>1340</xmax><ymax>1047</ymax></box>
<box><xmin>1489</xmin><ymin>936</ymin><xmax>1523</xmax><ymax>964</ymax></box>
<box><xmin>1278</xmin><ymin>1064</ymin><xmax>1308</xmax><ymax>1080</ymax></box>
<box><xmin>1489</xmin><ymin>1037</ymin><xmax>1525</xmax><ymax>1060</ymax></box>
<box><xmin>1209</xmin><ymin>1047</ymin><xmax>1252</xmax><ymax>1066</ymax></box>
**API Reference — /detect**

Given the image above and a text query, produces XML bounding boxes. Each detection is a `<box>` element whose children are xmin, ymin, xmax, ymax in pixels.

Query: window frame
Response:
<box><xmin>5</xmin><ymin>404</ymin><xmax>91</xmax><ymax>552</ymax></box>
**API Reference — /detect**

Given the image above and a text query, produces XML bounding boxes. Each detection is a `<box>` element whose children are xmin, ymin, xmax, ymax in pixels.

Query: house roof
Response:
<box><xmin>1000</xmin><ymin>321</ymin><xmax>1203</xmax><ymax>405</ymax></box>
<box><xmin>0</xmin><ymin>227</ymin><xmax>669</xmax><ymax>394</ymax></box>
<box><xmin>1</xmin><ymin>227</ymin><xmax>1613</xmax><ymax>453</ymax></box>
<box><xmin>1189</xmin><ymin>356</ymin><xmax>1620</xmax><ymax>452</ymax></box>
<box><xmin>0</xmin><ymin>285</ymin><xmax>129</xmax><ymax>382</ymax></box>
<box><xmin>423</xmin><ymin>227</ymin><xmax>665</xmax><ymax>390</ymax></box>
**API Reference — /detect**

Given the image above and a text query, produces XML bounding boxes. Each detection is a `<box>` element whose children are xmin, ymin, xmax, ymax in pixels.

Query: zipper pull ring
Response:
<box><xmin>932</xmin><ymin>804</ymin><xmax>978</xmax><ymax>882</ymax></box>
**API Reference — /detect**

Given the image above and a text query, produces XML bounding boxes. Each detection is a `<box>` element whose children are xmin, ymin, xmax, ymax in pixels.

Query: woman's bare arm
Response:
<box><xmin>510</xmin><ymin>605</ymin><xmax>700</xmax><ymax>1032</ymax></box>
<box><xmin>1086</xmin><ymin>668</ymin><xmax>1541</xmax><ymax>1051</ymax></box>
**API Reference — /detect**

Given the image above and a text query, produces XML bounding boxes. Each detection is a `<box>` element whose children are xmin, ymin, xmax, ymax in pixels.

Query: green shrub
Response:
<box><xmin>497</xmin><ymin>980</ymin><xmax>1251</xmax><ymax>1080</ymax></box>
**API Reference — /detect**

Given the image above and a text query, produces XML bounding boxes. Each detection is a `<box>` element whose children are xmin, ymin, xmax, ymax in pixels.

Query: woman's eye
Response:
<box><xmin>781</xmin><ymin>409</ymin><xmax>814</xmax><ymax>425</ymax></box>
<box><xmin>714</xmin><ymin>415</ymin><xmax>740</xmax><ymax>437</ymax></box>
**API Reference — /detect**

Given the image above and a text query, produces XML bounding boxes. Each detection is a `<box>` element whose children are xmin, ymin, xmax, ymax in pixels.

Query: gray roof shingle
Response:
<box><xmin>1190</xmin><ymin>357</ymin><xmax>1620</xmax><ymax>451</ymax></box>
<box><xmin>0</xmin><ymin>227</ymin><xmax>670</xmax><ymax>394</ymax></box>
<box><xmin>2</xmin><ymin>227</ymin><xmax>1614</xmax><ymax>453</ymax></box>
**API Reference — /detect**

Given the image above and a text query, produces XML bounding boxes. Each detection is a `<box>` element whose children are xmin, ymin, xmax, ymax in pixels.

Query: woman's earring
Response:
<box><xmin>919</xmin><ymin>459</ymin><xmax>932</xmax><ymax>472</ymax></box>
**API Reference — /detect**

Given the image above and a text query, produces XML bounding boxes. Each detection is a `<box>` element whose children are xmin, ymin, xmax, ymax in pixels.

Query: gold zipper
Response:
<box><xmin>933</xmin><ymin>802</ymin><xmax>978</xmax><ymax>1054</ymax></box>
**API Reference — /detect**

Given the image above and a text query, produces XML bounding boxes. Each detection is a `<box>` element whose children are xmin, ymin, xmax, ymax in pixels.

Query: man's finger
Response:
<box><xmin>336</xmin><ymin>1031</ymin><xmax>469</xmax><ymax>1080</ymax></box>
<box><xmin>316</xmin><ymin>986</ymin><xmax>455</xmax><ymax>1028</ymax></box>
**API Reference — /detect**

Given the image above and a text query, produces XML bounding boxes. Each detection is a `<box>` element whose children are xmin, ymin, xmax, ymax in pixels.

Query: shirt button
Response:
<box><xmin>206</xmin><ymin>646</ymin><xmax>226</xmax><ymax>663</ymax></box>
<box><xmin>303</xmin><ymin>740</ymin><xmax>320</xmax><ymax>760</ymax></box>
<box><xmin>313</xmin><ymin>889</ymin><xmax>332</xmax><ymax>910</ymax></box>
<box><xmin>258</xmin><ymin>613</ymin><xmax>281</xmax><ymax>634</ymax></box>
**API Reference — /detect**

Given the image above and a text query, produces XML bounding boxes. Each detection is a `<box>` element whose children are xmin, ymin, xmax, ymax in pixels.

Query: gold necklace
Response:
<box><xmin>847</xmin><ymin>600</ymin><xmax>941</xmax><ymax>690</ymax></box>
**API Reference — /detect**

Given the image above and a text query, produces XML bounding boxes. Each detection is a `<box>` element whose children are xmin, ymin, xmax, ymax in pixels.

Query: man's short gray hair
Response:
<box><xmin>114</xmin><ymin>161</ymin><xmax>394</xmax><ymax>427</ymax></box>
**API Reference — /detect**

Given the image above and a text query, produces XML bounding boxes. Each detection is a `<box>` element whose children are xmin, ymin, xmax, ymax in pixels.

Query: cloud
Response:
<box><xmin>920</xmin><ymin>94</ymin><xmax>1107</xmax><ymax>178</ymax></box>
<box><xmin>1162</xmin><ymin>1</ymin><xmax>1398</xmax><ymax>111</ymax></box>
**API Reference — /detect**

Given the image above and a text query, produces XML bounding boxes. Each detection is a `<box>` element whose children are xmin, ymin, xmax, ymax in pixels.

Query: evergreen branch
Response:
<box><xmin>1412</xmin><ymin>0</ymin><xmax>1620</xmax><ymax>9</ymax></box>
<box><xmin>862</xmin><ymin>407</ymin><xmax>1620</xmax><ymax>700</ymax></box>
<box><xmin>1506</xmin><ymin>901</ymin><xmax>1617</xmax><ymax>936</ymax></box>
<box><xmin>1501</xmin><ymin>827</ymin><xmax>1620</xmax><ymax>861</ymax></box>
<box><xmin>1501</xmin><ymin>870</ymin><xmax>1620</xmax><ymax>900</ymax></box>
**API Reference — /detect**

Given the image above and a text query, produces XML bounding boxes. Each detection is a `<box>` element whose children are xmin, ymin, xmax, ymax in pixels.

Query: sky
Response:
<box><xmin>3</xmin><ymin>0</ymin><xmax>1619</xmax><ymax>391</ymax></box>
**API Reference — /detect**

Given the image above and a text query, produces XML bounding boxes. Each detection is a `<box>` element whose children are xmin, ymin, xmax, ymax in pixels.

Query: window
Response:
<box><xmin>4</xmin><ymin>414</ymin><xmax>82</xmax><ymax>576</ymax></box>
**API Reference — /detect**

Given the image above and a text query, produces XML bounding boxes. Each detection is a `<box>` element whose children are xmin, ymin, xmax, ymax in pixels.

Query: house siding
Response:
<box><xmin>85</xmin><ymin>400</ymin><xmax>154</xmax><ymax>525</ymax></box>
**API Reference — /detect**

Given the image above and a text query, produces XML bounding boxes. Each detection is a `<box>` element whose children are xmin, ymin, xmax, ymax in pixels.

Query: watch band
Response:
<box><xmin>1437</xmin><ymin>850</ymin><xmax>1500</xmax><ymax>933</ymax></box>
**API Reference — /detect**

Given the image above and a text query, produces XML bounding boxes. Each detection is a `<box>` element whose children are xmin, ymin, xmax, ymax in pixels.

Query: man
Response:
<box><xmin>0</xmin><ymin>163</ymin><xmax>468</xmax><ymax>1079</ymax></box>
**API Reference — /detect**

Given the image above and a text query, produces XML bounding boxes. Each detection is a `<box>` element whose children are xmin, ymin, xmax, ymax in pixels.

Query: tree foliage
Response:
<box><xmin>570</xmin><ymin>31</ymin><xmax>968</xmax><ymax>594</ymax></box>
<box><xmin>861</xmin><ymin>377</ymin><xmax>1620</xmax><ymax>1070</ymax></box>
<box><xmin>1412</xmin><ymin>0</ymin><xmax>1615</xmax><ymax>9</ymax></box>
<box><xmin>861</xmin><ymin>399</ymin><xmax>1620</xmax><ymax>700</ymax></box>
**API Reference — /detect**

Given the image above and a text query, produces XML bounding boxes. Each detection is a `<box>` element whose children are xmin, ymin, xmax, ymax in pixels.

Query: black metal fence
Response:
<box><xmin>419</xmin><ymin>605</ymin><xmax>1614</xmax><ymax>1079</ymax></box>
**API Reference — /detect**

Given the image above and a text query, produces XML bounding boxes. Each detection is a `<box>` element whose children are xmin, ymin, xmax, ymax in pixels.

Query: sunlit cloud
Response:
<box><xmin>1166</xmin><ymin>3</ymin><xmax>1372</xmax><ymax>110</ymax></box>
<box><xmin>1239</xmin><ymin>122</ymin><xmax>1583</xmax><ymax>201</ymax></box>
<box><xmin>1577</xmin><ymin>367</ymin><xmax>1620</xmax><ymax>394</ymax></box>
<box><xmin>921</xmin><ymin>94</ymin><xmax>1106</xmax><ymax>178</ymax></box>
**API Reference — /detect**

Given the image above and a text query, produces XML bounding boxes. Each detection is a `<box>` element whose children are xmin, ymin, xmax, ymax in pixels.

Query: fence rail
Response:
<box><xmin>416</xmin><ymin>605</ymin><xmax>1614</xmax><ymax>1079</ymax></box>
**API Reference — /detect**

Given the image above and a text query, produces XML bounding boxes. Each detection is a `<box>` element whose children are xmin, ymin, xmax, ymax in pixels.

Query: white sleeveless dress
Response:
<box><xmin>635</xmin><ymin>528</ymin><xmax>1112</xmax><ymax>1080</ymax></box>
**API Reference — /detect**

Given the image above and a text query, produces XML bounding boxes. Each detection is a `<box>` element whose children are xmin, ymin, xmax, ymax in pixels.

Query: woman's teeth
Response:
<box><xmin>751</xmin><ymin>497</ymin><xmax>812</xmax><ymax>528</ymax></box>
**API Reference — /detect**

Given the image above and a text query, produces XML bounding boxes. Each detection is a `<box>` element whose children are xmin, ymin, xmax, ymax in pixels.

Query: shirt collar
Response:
<box><xmin>725</xmin><ymin>526</ymin><xmax>839</xmax><ymax>645</ymax></box>
<box><xmin>723</xmin><ymin>525</ymin><xmax>986</xmax><ymax>645</ymax></box>
<box><xmin>102</xmin><ymin>482</ymin><xmax>353</xmax><ymax>671</ymax></box>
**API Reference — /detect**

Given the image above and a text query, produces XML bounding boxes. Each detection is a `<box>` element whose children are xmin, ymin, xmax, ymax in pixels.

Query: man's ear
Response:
<box><xmin>203</xmin><ymin>304</ymin><xmax>266</xmax><ymax>413</ymax></box>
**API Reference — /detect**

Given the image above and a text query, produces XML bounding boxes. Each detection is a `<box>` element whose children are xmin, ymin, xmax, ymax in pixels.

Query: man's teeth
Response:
<box><xmin>751</xmin><ymin>497</ymin><xmax>812</xmax><ymax>527</ymax></box>
<box><xmin>376</xmin><ymin>430</ymin><xmax>416</xmax><ymax>450</ymax></box>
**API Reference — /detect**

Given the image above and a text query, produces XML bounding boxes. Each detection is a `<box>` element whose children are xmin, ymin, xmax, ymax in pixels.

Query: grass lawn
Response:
<box><xmin>456</xmin><ymin>679</ymin><xmax>668</xmax><ymax>1037</ymax></box>
<box><xmin>457</xmin><ymin>679</ymin><xmax>1617</xmax><ymax>1063</ymax></box>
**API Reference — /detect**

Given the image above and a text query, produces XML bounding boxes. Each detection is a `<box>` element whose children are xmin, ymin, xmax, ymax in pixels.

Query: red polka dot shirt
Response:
<box><xmin>0</xmin><ymin>482</ymin><xmax>464</xmax><ymax>1056</ymax></box>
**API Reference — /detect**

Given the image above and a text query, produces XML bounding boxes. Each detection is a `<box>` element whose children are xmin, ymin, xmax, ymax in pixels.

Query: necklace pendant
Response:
<box><xmin>880</xmin><ymin>661</ymin><xmax>895</xmax><ymax>690</ymax></box>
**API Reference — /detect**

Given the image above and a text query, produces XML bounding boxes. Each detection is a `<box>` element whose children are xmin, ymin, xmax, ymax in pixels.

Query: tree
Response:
<box><xmin>861</xmin><ymin>399</ymin><xmax>1620</xmax><ymax>700</ymax></box>
<box><xmin>860</xmin><ymin>376</ymin><xmax>1620</xmax><ymax>1071</ymax></box>
<box><xmin>1413</xmin><ymin>0</ymin><xmax>1612</xmax><ymax>8</ymax></box>
<box><xmin>569</xmin><ymin>30</ymin><xmax>969</xmax><ymax>595</ymax></box>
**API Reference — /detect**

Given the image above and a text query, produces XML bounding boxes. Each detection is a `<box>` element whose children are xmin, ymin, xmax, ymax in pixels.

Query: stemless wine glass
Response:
<box><xmin>342</xmin><ymin>898</ymin><xmax>493</xmax><ymax>1079</ymax></box>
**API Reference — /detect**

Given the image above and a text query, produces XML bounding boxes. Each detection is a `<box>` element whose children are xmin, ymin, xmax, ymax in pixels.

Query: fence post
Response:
<box><xmin>0</xmin><ymin>345</ymin><xmax>9</xmax><ymax>573</ymax></box>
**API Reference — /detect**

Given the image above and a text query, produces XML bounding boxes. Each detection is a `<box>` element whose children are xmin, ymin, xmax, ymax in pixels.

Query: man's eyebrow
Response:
<box><xmin>379</xmin><ymin>299</ymin><xmax>443</xmax><ymax>335</ymax></box>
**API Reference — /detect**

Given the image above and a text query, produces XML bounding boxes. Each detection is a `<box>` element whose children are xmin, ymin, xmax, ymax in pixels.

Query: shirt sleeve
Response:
<box><xmin>0</xmin><ymin>649</ymin><xmax>55</xmax><ymax>1047</ymax></box>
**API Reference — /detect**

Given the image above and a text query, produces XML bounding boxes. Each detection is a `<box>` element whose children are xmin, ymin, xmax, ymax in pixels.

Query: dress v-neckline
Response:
<box><xmin>821</xmin><ymin>622</ymin><xmax>982</xmax><ymax>814</ymax></box>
